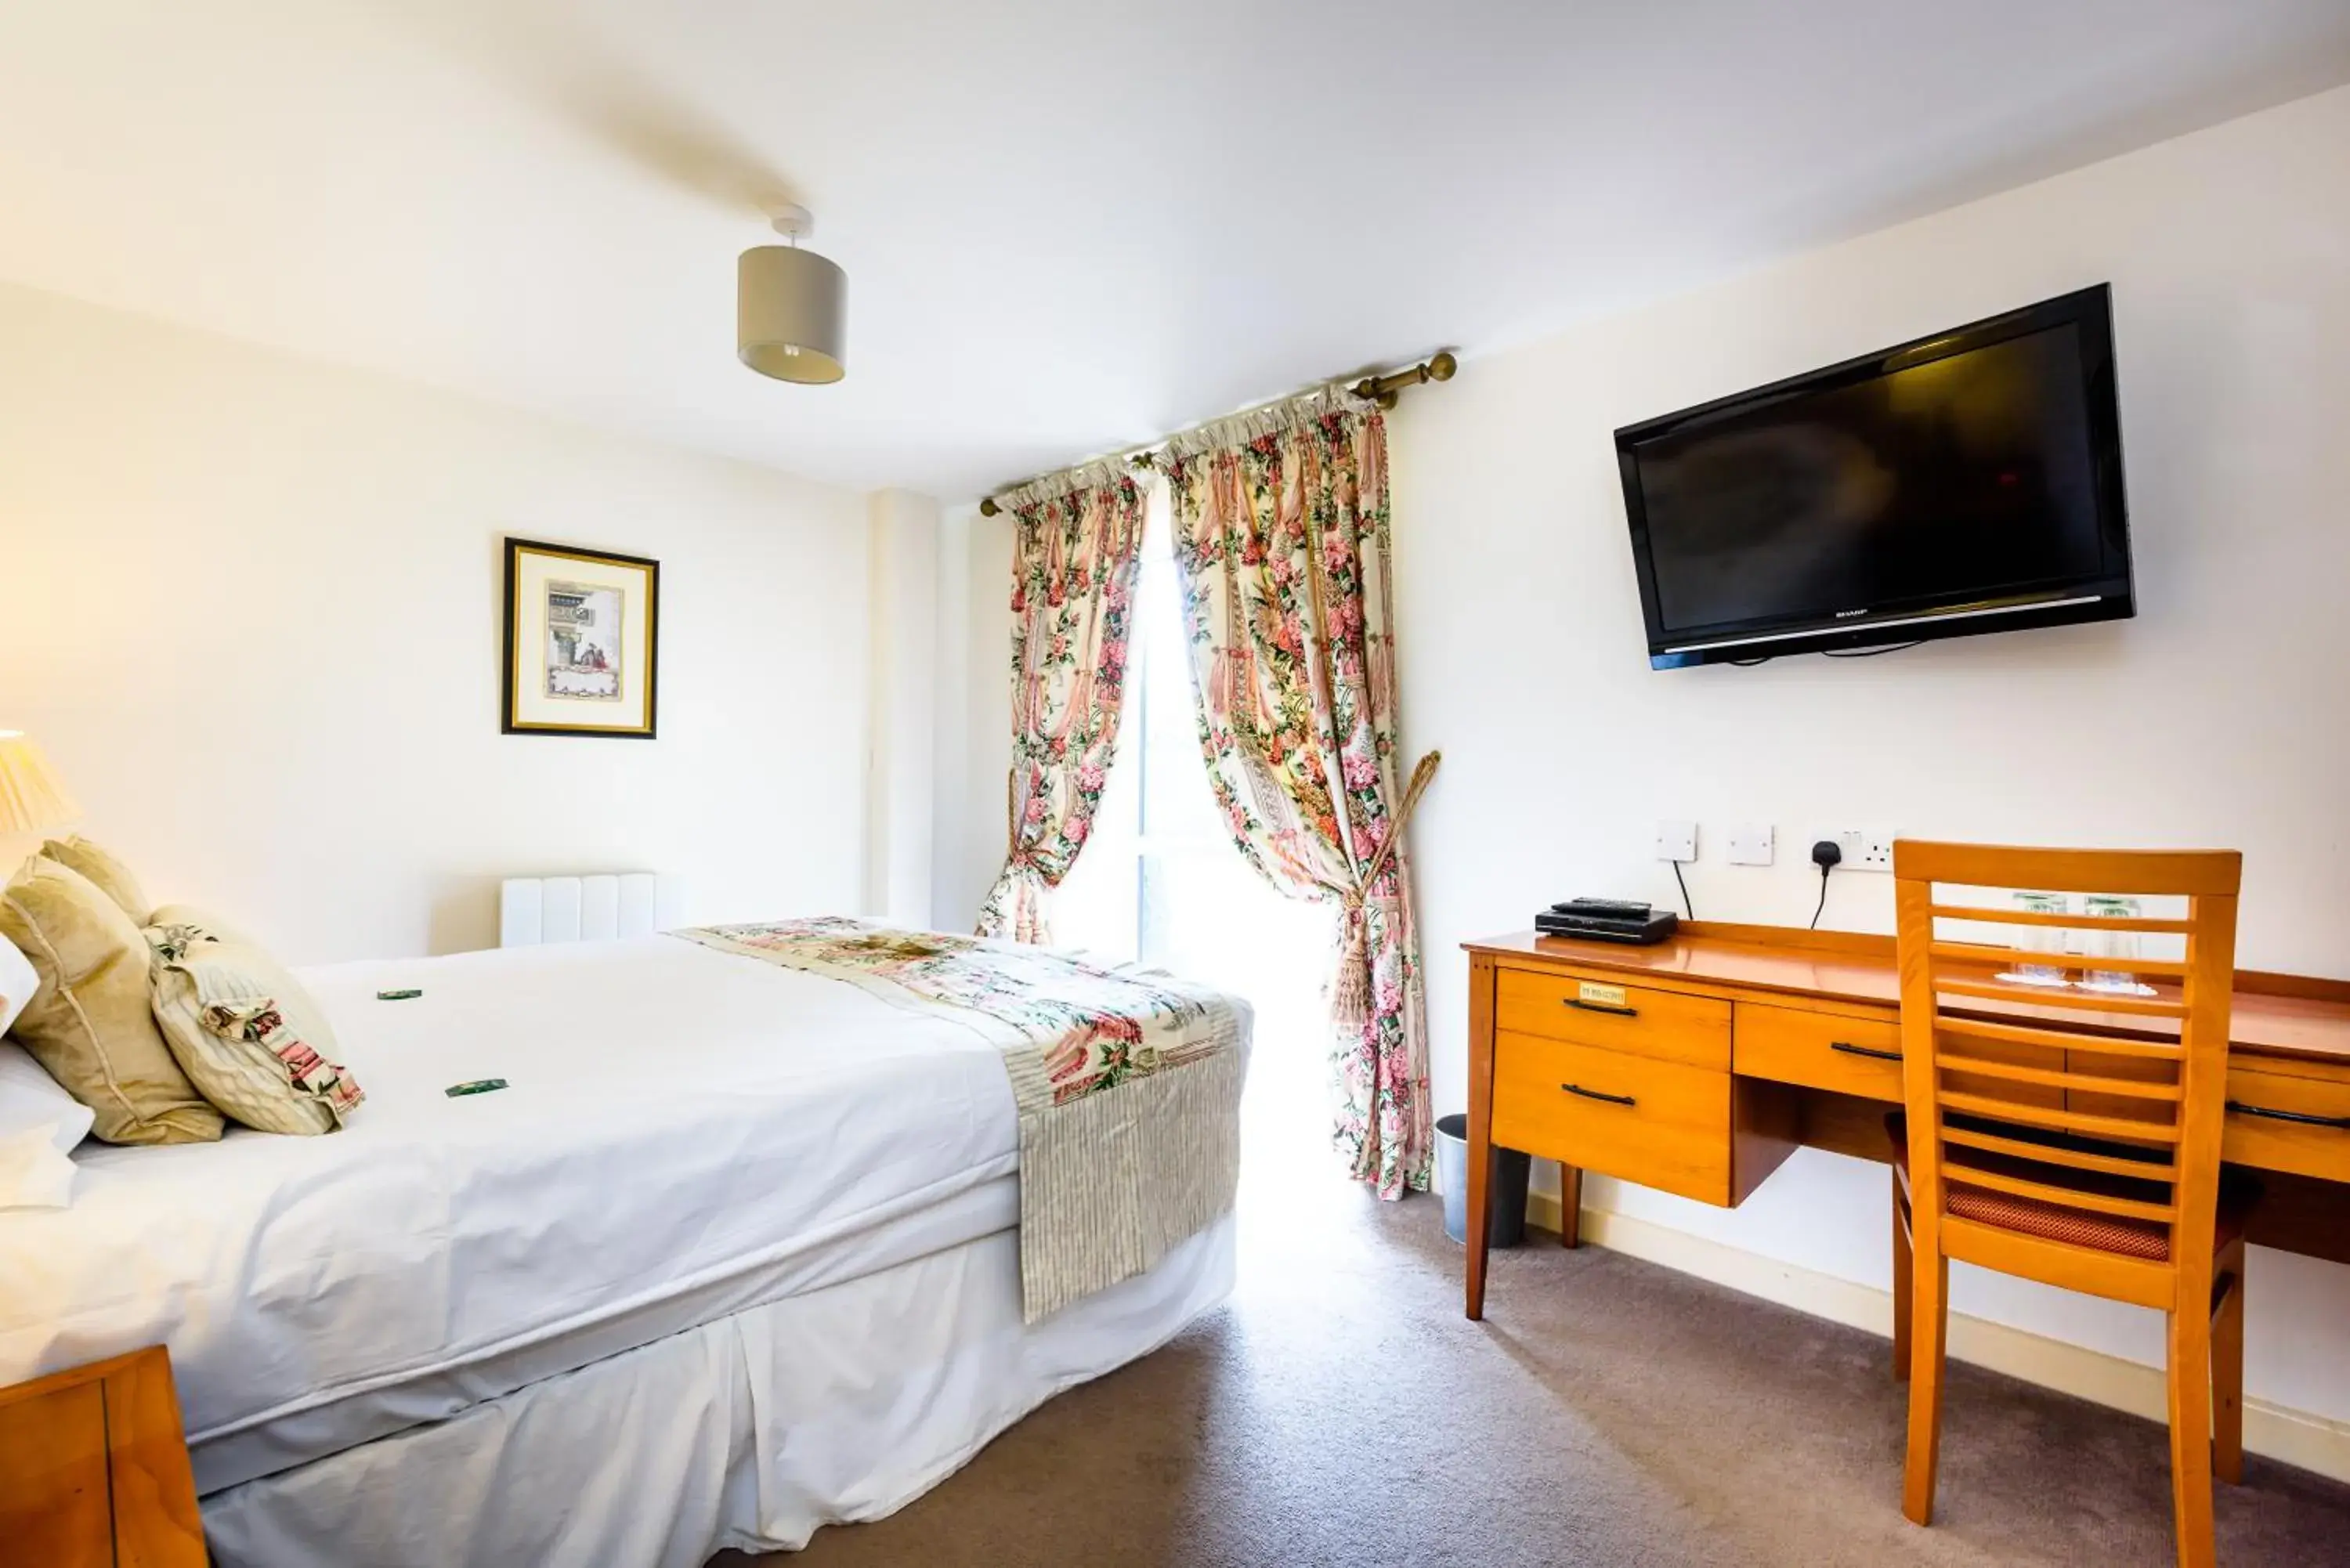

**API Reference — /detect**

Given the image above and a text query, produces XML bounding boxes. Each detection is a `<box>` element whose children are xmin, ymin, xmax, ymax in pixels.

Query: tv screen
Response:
<box><xmin>1615</xmin><ymin>286</ymin><xmax>2132</xmax><ymax>669</ymax></box>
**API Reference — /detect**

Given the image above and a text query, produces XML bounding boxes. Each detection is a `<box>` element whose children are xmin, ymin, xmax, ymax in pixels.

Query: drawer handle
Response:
<box><xmin>1560</xmin><ymin>1082</ymin><xmax>1637</xmax><ymax>1107</ymax></box>
<box><xmin>2227</xmin><ymin>1100</ymin><xmax>2350</xmax><ymax>1131</ymax></box>
<box><xmin>1830</xmin><ymin>1040</ymin><xmax>1904</xmax><ymax>1063</ymax></box>
<box><xmin>1564</xmin><ymin>997</ymin><xmax>1640</xmax><ymax>1017</ymax></box>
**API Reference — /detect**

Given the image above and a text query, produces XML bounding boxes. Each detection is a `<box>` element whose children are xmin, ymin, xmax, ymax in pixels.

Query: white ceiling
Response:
<box><xmin>3</xmin><ymin>1</ymin><xmax>2346</xmax><ymax>500</ymax></box>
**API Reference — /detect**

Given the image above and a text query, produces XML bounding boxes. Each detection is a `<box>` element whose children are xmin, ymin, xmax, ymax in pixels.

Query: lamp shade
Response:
<box><xmin>0</xmin><ymin>732</ymin><xmax>81</xmax><ymax>837</ymax></box>
<box><xmin>737</xmin><ymin>245</ymin><xmax>847</xmax><ymax>384</ymax></box>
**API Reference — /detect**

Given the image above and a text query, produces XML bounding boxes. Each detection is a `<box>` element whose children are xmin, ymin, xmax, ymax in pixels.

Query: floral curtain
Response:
<box><xmin>1162</xmin><ymin>392</ymin><xmax>1438</xmax><ymax>1199</ymax></box>
<box><xmin>977</xmin><ymin>462</ymin><xmax>1148</xmax><ymax>945</ymax></box>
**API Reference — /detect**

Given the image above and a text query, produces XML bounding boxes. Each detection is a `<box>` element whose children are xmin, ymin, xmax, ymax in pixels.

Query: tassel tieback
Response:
<box><xmin>1328</xmin><ymin>750</ymin><xmax>1441</xmax><ymax>1032</ymax></box>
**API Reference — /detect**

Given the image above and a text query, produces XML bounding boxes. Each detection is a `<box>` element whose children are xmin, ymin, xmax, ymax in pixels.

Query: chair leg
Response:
<box><xmin>2168</xmin><ymin>1304</ymin><xmax>2218</xmax><ymax>1568</ymax></box>
<box><xmin>1902</xmin><ymin>1248</ymin><xmax>1948</xmax><ymax>1526</ymax></box>
<box><xmin>2212</xmin><ymin>1245</ymin><xmax>2245</xmax><ymax>1487</ymax></box>
<box><xmin>1891</xmin><ymin>1169</ymin><xmax>1911</xmax><ymax>1382</ymax></box>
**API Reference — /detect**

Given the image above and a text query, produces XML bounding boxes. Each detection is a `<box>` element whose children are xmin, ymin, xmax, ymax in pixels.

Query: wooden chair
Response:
<box><xmin>1888</xmin><ymin>842</ymin><xmax>2249</xmax><ymax>1568</ymax></box>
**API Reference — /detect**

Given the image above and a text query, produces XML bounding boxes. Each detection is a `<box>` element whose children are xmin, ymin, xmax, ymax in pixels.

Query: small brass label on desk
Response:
<box><xmin>1578</xmin><ymin>981</ymin><xmax>1627</xmax><ymax>1008</ymax></box>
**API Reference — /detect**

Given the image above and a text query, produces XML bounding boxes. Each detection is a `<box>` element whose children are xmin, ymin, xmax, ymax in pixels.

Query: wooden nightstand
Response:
<box><xmin>0</xmin><ymin>1345</ymin><xmax>206</xmax><ymax>1566</ymax></box>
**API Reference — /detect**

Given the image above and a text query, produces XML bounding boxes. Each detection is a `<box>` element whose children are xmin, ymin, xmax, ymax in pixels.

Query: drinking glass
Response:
<box><xmin>2080</xmin><ymin>894</ymin><xmax>2155</xmax><ymax>995</ymax></box>
<box><xmin>1998</xmin><ymin>891</ymin><xmax>2072</xmax><ymax>987</ymax></box>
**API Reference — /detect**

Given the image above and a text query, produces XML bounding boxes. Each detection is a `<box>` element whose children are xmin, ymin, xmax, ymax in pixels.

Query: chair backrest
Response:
<box><xmin>1891</xmin><ymin>841</ymin><xmax>2241</xmax><ymax>1305</ymax></box>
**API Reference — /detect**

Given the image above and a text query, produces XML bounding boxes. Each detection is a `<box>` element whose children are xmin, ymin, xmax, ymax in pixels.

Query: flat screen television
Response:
<box><xmin>1614</xmin><ymin>285</ymin><xmax>2132</xmax><ymax>669</ymax></box>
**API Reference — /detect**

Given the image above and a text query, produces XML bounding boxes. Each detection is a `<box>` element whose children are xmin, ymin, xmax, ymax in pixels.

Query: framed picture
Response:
<box><xmin>501</xmin><ymin>537</ymin><xmax>660</xmax><ymax>739</ymax></box>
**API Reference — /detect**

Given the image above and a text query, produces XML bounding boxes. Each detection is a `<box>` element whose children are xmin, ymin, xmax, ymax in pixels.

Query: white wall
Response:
<box><xmin>1393</xmin><ymin>86</ymin><xmax>2350</xmax><ymax>1427</ymax></box>
<box><xmin>0</xmin><ymin>280</ymin><xmax>872</xmax><ymax>961</ymax></box>
<box><xmin>865</xmin><ymin>488</ymin><xmax>941</xmax><ymax>926</ymax></box>
<box><xmin>935</xmin><ymin>503</ymin><xmax>1017</xmax><ymax>933</ymax></box>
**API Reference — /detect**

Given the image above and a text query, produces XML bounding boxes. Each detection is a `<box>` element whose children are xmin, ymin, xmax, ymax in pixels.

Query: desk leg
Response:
<box><xmin>1559</xmin><ymin>1164</ymin><xmax>1582</xmax><ymax>1248</ymax></box>
<box><xmin>1466</xmin><ymin>954</ymin><xmax>1496</xmax><ymax>1321</ymax></box>
<box><xmin>1466</xmin><ymin>1109</ymin><xmax>1492</xmax><ymax>1319</ymax></box>
<box><xmin>1892</xmin><ymin>1167</ymin><xmax>1912</xmax><ymax>1382</ymax></box>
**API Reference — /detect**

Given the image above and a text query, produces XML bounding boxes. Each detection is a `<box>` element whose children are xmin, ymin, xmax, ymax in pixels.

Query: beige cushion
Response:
<box><xmin>146</xmin><ymin>919</ymin><xmax>362</xmax><ymax>1135</ymax></box>
<box><xmin>40</xmin><ymin>836</ymin><xmax>151</xmax><ymax>923</ymax></box>
<box><xmin>0</xmin><ymin>857</ymin><xmax>222</xmax><ymax>1146</ymax></box>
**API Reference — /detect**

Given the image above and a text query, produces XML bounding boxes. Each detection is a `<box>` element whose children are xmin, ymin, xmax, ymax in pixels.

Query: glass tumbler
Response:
<box><xmin>2080</xmin><ymin>894</ymin><xmax>2155</xmax><ymax>995</ymax></box>
<box><xmin>1999</xmin><ymin>891</ymin><xmax>2073</xmax><ymax>987</ymax></box>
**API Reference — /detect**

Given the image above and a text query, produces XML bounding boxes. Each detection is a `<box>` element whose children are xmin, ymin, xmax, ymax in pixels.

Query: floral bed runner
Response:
<box><xmin>672</xmin><ymin>918</ymin><xmax>1246</xmax><ymax>1322</ymax></box>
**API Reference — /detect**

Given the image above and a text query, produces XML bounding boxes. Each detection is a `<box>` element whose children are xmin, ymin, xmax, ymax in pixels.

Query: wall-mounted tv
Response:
<box><xmin>1614</xmin><ymin>285</ymin><xmax>2132</xmax><ymax>670</ymax></box>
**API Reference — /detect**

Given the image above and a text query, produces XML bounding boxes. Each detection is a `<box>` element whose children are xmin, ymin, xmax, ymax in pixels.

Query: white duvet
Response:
<box><xmin>0</xmin><ymin>936</ymin><xmax>1025</xmax><ymax>1457</ymax></box>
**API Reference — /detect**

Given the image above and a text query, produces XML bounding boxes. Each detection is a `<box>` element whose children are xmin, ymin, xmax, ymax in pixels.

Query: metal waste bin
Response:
<box><xmin>1434</xmin><ymin>1112</ymin><xmax>1529</xmax><ymax>1246</ymax></box>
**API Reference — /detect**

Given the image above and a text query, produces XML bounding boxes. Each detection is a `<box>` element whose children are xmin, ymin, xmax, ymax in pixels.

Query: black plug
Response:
<box><xmin>1809</xmin><ymin>840</ymin><xmax>1842</xmax><ymax>929</ymax></box>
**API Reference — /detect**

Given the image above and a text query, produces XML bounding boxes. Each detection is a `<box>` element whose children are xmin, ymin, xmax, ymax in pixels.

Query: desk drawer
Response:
<box><xmin>1735</xmin><ymin>1002</ymin><xmax>1904</xmax><ymax>1100</ymax></box>
<box><xmin>1491</xmin><ymin>1030</ymin><xmax>1733</xmax><ymax>1206</ymax></box>
<box><xmin>1495</xmin><ymin>968</ymin><xmax>1731</xmax><ymax>1071</ymax></box>
<box><xmin>2225</xmin><ymin>1064</ymin><xmax>2350</xmax><ymax>1183</ymax></box>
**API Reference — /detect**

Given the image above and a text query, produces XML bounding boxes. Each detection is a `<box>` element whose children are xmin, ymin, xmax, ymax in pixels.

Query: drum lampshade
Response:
<box><xmin>737</xmin><ymin>244</ymin><xmax>847</xmax><ymax>384</ymax></box>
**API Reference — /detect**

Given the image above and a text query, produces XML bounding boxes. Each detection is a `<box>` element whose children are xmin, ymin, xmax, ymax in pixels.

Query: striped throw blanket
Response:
<box><xmin>673</xmin><ymin>919</ymin><xmax>1246</xmax><ymax>1322</ymax></box>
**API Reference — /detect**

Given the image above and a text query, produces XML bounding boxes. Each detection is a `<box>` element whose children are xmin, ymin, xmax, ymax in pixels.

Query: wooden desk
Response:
<box><xmin>0</xmin><ymin>1345</ymin><xmax>207</xmax><ymax>1566</ymax></box>
<box><xmin>1462</xmin><ymin>922</ymin><xmax>2350</xmax><ymax>1319</ymax></box>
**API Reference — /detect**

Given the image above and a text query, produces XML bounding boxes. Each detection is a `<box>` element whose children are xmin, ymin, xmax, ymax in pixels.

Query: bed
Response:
<box><xmin>0</xmin><ymin>929</ymin><xmax>1249</xmax><ymax>1566</ymax></box>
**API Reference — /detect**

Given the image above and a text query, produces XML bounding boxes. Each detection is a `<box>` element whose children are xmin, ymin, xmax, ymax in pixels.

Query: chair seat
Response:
<box><xmin>1888</xmin><ymin>1113</ymin><xmax>2252</xmax><ymax>1263</ymax></box>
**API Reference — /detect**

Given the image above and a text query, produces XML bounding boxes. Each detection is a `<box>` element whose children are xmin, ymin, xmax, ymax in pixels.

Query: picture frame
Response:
<box><xmin>501</xmin><ymin>537</ymin><xmax>660</xmax><ymax>739</ymax></box>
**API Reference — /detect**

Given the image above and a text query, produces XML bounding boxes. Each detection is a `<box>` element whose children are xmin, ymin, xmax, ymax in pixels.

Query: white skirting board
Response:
<box><xmin>1525</xmin><ymin>1190</ymin><xmax>2350</xmax><ymax>1486</ymax></box>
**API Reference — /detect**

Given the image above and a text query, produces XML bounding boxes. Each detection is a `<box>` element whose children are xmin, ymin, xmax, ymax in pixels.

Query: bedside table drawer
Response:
<box><xmin>1492</xmin><ymin>1030</ymin><xmax>1734</xmax><ymax>1206</ymax></box>
<box><xmin>1495</xmin><ymin>968</ymin><xmax>1732</xmax><ymax>1071</ymax></box>
<box><xmin>1736</xmin><ymin>1002</ymin><xmax>1904</xmax><ymax>1101</ymax></box>
<box><xmin>0</xmin><ymin>1347</ymin><xmax>204</xmax><ymax>1568</ymax></box>
<box><xmin>0</xmin><ymin>1382</ymin><xmax>109</xmax><ymax>1566</ymax></box>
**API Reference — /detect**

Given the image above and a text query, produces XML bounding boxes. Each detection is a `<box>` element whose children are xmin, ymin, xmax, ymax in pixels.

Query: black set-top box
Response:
<box><xmin>1535</xmin><ymin>898</ymin><xmax>1679</xmax><ymax>945</ymax></box>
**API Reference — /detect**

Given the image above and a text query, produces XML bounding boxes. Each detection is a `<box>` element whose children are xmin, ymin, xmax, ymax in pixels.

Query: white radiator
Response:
<box><xmin>498</xmin><ymin>873</ymin><xmax>671</xmax><ymax>948</ymax></box>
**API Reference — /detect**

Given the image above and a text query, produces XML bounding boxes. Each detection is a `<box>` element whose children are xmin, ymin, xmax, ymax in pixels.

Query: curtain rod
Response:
<box><xmin>977</xmin><ymin>351</ymin><xmax>1456</xmax><ymax>517</ymax></box>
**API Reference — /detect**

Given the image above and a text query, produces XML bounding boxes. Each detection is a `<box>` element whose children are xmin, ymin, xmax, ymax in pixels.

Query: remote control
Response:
<box><xmin>1553</xmin><ymin>898</ymin><xmax>1652</xmax><ymax>919</ymax></box>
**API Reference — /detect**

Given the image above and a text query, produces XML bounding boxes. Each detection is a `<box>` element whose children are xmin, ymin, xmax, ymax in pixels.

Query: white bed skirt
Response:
<box><xmin>201</xmin><ymin>1214</ymin><xmax>1237</xmax><ymax>1566</ymax></box>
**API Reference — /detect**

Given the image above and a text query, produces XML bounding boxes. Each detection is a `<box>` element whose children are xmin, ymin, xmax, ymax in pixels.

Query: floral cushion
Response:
<box><xmin>147</xmin><ymin>919</ymin><xmax>362</xmax><ymax>1136</ymax></box>
<box><xmin>148</xmin><ymin>902</ymin><xmax>258</xmax><ymax>949</ymax></box>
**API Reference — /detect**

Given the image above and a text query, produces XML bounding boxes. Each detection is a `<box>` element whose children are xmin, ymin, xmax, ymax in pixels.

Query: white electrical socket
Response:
<box><xmin>1727</xmin><ymin>822</ymin><xmax>1775</xmax><ymax>866</ymax></box>
<box><xmin>1816</xmin><ymin>827</ymin><xmax>1898</xmax><ymax>873</ymax></box>
<box><xmin>1654</xmin><ymin>819</ymin><xmax>1697</xmax><ymax>863</ymax></box>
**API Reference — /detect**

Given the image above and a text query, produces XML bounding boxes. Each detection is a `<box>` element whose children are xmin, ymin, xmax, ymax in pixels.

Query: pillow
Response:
<box><xmin>0</xmin><ymin>1040</ymin><xmax>95</xmax><ymax>1209</ymax></box>
<box><xmin>0</xmin><ymin>930</ymin><xmax>36</xmax><ymax>1037</ymax></box>
<box><xmin>148</xmin><ymin>902</ymin><xmax>257</xmax><ymax>949</ymax></box>
<box><xmin>41</xmin><ymin>836</ymin><xmax>151</xmax><ymax>923</ymax></box>
<box><xmin>147</xmin><ymin>919</ymin><xmax>363</xmax><ymax>1135</ymax></box>
<box><xmin>0</xmin><ymin>856</ymin><xmax>223</xmax><ymax>1146</ymax></box>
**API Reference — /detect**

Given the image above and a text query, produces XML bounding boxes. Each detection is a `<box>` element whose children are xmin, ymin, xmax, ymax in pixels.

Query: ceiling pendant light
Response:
<box><xmin>738</xmin><ymin>204</ymin><xmax>846</xmax><ymax>384</ymax></box>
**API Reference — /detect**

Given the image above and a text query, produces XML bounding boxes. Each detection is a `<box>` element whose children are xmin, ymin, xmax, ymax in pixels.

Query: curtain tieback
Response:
<box><xmin>1330</xmin><ymin>750</ymin><xmax>1442</xmax><ymax>1030</ymax></box>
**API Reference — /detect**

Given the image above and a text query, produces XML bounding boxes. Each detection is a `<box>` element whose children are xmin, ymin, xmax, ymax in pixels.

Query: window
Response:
<box><xmin>1055</xmin><ymin>484</ymin><xmax>1332</xmax><ymax>1174</ymax></box>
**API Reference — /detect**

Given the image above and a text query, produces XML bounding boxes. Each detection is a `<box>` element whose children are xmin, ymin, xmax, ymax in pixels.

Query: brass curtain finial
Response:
<box><xmin>1350</xmin><ymin>350</ymin><xmax>1457</xmax><ymax>411</ymax></box>
<box><xmin>979</xmin><ymin>349</ymin><xmax>1457</xmax><ymax>516</ymax></box>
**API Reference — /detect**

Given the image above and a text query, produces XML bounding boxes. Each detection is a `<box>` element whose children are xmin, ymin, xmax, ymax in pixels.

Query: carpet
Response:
<box><xmin>717</xmin><ymin>1176</ymin><xmax>2350</xmax><ymax>1567</ymax></box>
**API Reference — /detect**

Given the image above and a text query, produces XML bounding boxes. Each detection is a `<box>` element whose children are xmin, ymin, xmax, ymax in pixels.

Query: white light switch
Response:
<box><xmin>1654</xmin><ymin>820</ymin><xmax>1697</xmax><ymax>863</ymax></box>
<box><xmin>1728</xmin><ymin>822</ymin><xmax>1775</xmax><ymax>865</ymax></box>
